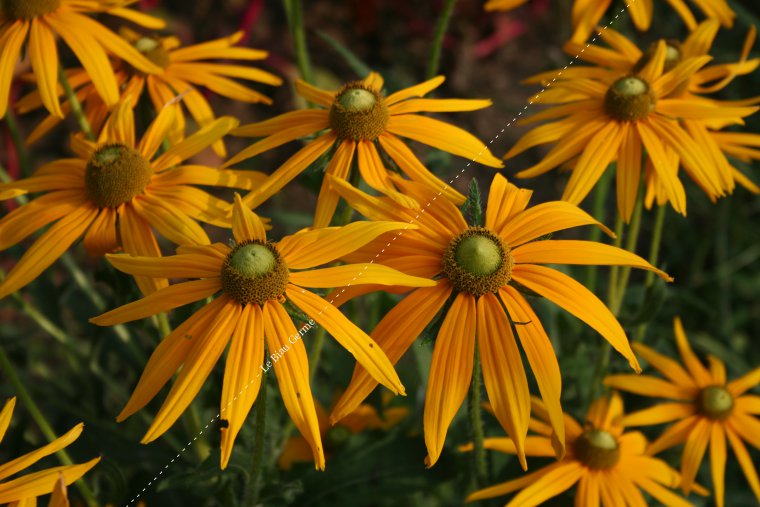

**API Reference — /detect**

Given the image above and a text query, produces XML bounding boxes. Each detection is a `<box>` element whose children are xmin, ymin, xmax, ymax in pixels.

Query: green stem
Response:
<box><xmin>606</xmin><ymin>214</ymin><xmax>625</xmax><ymax>311</ymax></box>
<box><xmin>427</xmin><ymin>0</ymin><xmax>458</xmax><ymax>80</ymax></box>
<box><xmin>585</xmin><ymin>169</ymin><xmax>613</xmax><ymax>292</ymax></box>
<box><xmin>58</xmin><ymin>67</ymin><xmax>94</xmax><ymax>141</ymax></box>
<box><xmin>4</xmin><ymin>110</ymin><xmax>31</xmax><ymax>177</ymax></box>
<box><xmin>283</xmin><ymin>0</ymin><xmax>314</xmax><ymax>84</ymax></box>
<box><xmin>247</xmin><ymin>369</ymin><xmax>268</xmax><ymax>506</ymax></box>
<box><xmin>467</xmin><ymin>344</ymin><xmax>487</xmax><ymax>488</ymax></box>
<box><xmin>610</xmin><ymin>198</ymin><xmax>643</xmax><ymax>316</ymax></box>
<box><xmin>634</xmin><ymin>205</ymin><xmax>666</xmax><ymax>342</ymax></box>
<box><xmin>308</xmin><ymin>326</ymin><xmax>326</xmax><ymax>384</ymax></box>
<box><xmin>0</xmin><ymin>346</ymin><xmax>98</xmax><ymax>507</ymax></box>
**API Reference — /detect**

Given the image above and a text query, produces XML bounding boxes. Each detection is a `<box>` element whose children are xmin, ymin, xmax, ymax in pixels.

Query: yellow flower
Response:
<box><xmin>89</xmin><ymin>195</ymin><xmax>436</xmax><ymax>469</ymax></box>
<box><xmin>278</xmin><ymin>393</ymin><xmax>408</xmax><ymax>470</ymax></box>
<box><xmin>225</xmin><ymin>72</ymin><xmax>503</xmax><ymax>227</ymax></box>
<box><xmin>0</xmin><ymin>397</ymin><xmax>100</xmax><ymax>505</ymax></box>
<box><xmin>326</xmin><ymin>173</ymin><xmax>670</xmax><ymax>467</ymax></box>
<box><xmin>0</xmin><ymin>0</ymin><xmax>165</xmax><ymax>118</ymax></box>
<box><xmin>484</xmin><ymin>0</ymin><xmax>529</xmax><ymax>11</ymax></box>
<box><xmin>463</xmin><ymin>393</ymin><xmax>700</xmax><ymax>507</ymax></box>
<box><xmin>570</xmin><ymin>0</ymin><xmax>735</xmax><ymax>44</ymax></box>
<box><xmin>16</xmin><ymin>29</ymin><xmax>282</xmax><ymax>156</ymax></box>
<box><xmin>605</xmin><ymin>317</ymin><xmax>760</xmax><ymax>507</ymax></box>
<box><xmin>0</xmin><ymin>101</ymin><xmax>262</xmax><ymax>299</ymax></box>
<box><xmin>505</xmin><ymin>42</ymin><xmax>758</xmax><ymax>220</ymax></box>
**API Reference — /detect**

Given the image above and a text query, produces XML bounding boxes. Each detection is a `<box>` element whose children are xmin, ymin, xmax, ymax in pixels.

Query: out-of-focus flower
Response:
<box><xmin>0</xmin><ymin>0</ymin><xmax>165</xmax><ymax>118</ymax></box>
<box><xmin>17</xmin><ymin>29</ymin><xmax>282</xmax><ymax>156</ymax></box>
<box><xmin>0</xmin><ymin>397</ymin><xmax>100</xmax><ymax>505</ymax></box>
<box><xmin>90</xmin><ymin>195</ymin><xmax>435</xmax><ymax>469</ymax></box>
<box><xmin>462</xmin><ymin>394</ymin><xmax>701</xmax><ymax>507</ymax></box>
<box><xmin>505</xmin><ymin>42</ymin><xmax>758</xmax><ymax>220</ymax></box>
<box><xmin>327</xmin><ymin>173</ymin><xmax>670</xmax><ymax>467</ymax></box>
<box><xmin>278</xmin><ymin>393</ymin><xmax>408</xmax><ymax>470</ymax></box>
<box><xmin>0</xmin><ymin>102</ymin><xmax>261</xmax><ymax>299</ymax></box>
<box><xmin>569</xmin><ymin>0</ymin><xmax>734</xmax><ymax>44</ymax></box>
<box><xmin>605</xmin><ymin>317</ymin><xmax>760</xmax><ymax>507</ymax></box>
<box><xmin>226</xmin><ymin>72</ymin><xmax>502</xmax><ymax>227</ymax></box>
<box><xmin>484</xmin><ymin>0</ymin><xmax>529</xmax><ymax>12</ymax></box>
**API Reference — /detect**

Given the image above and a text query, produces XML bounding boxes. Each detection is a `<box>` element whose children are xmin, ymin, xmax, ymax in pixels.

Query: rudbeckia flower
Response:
<box><xmin>569</xmin><ymin>0</ymin><xmax>734</xmax><ymax>44</ymax></box>
<box><xmin>326</xmin><ymin>173</ymin><xmax>670</xmax><ymax>467</ymax></box>
<box><xmin>504</xmin><ymin>42</ymin><xmax>758</xmax><ymax>220</ymax></box>
<box><xmin>16</xmin><ymin>29</ymin><xmax>282</xmax><ymax>156</ymax></box>
<box><xmin>605</xmin><ymin>317</ymin><xmax>760</xmax><ymax>507</ymax></box>
<box><xmin>0</xmin><ymin>0</ymin><xmax>165</xmax><ymax>118</ymax></box>
<box><xmin>225</xmin><ymin>72</ymin><xmax>502</xmax><ymax>227</ymax></box>
<box><xmin>89</xmin><ymin>195</ymin><xmax>436</xmax><ymax>469</ymax></box>
<box><xmin>462</xmin><ymin>394</ymin><xmax>699</xmax><ymax>507</ymax></box>
<box><xmin>278</xmin><ymin>393</ymin><xmax>408</xmax><ymax>470</ymax></box>
<box><xmin>0</xmin><ymin>102</ymin><xmax>263</xmax><ymax>299</ymax></box>
<box><xmin>0</xmin><ymin>397</ymin><xmax>100</xmax><ymax>505</ymax></box>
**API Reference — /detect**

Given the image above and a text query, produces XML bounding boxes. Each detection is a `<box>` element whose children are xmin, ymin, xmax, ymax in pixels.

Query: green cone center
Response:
<box><xmin>2</xmin><ymin>0</ymin><xmax>60</xmax><ymax>19</ymax></box>
<box><xmin>634</xmin><ymin>41</ymin><xmax>682</xmax><ymax>74</ymax></box>
<box><xmin>574</xmin><ymin>429</ymin><xmax>620</xmax><ymax>470</ymax></box>
<box><xmin>329</xmin><ymin>83</ymin><xmax>389</xmax><ymax>141</ymax></box>
<box><xmin>604</xmin><ymin>76</ymin><xmax>656</xmax><ymax>122</ymax></box>
<box><xmin>698</xmin><ymin>386</ymin><xmax>734</xmax><ymax>420</ymax></box>
<box><xmin>85</xmin><ymin>144</ymin><xmax>152</xmax><ymax>208</ymax></box>
<box><xmin>221</xmin><ymin>240</ymin><xmax>289</xmax><ymax>306</ymax></box>
<box><xmin>443</xmin><ymin>227</ymin><xmax>512</xmax><ymax>297</ymax></box>
<box><xmin>134</xmin><ymin>36</ymin><xmax>170</xmax><ymax>70</ymax></box>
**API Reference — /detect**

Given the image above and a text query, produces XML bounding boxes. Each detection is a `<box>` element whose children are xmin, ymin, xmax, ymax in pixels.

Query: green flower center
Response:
<box><xmin>327</xmin><ymin>426</ymin><xmax>352</xmax><ymax>448</ymax></box>
<box><xmin>221</xmin><ymin>241</ymin><xmax>289</xmax><ymax>306</ymax></box>
<box><xmin>2</xmin><ymin>0</ymin><xmax>60</xmax><ymax>20</ymax></box>
<box><xmin>135</xmin><ymin>37</ymin><xmax>170</xmax><ymax>69</ymax></box>
<box><xmin>329</xmin><ymin>83</ymin><xmax>389</xmax><ymax>141</ymax></box>
<box><xmin>85</xmin><ymin>144</ymin><xmax>153</xmax><ymax>208</ymax></box>
<box><xmin>573</xmin><ymin>429</ymin><xmax>620</xmax><ymax>470</ymax></box>
<box><xmin>442</xmin><ymin>227</ymin><xmax>512</xmax><ymax>297</ymax></box>
<box><xmin>698</xmin><ymin>386</ymin><xmax>734</xmax><ymax>421</ymax></box>
<box><xmin>604</xmin><ymin>76</ymin><xmax>656</xmax><ymax>122</ymax></box>
<box><xmin>633</xmin><ymin>40</ymin><xmax>682</xmax><ymax>74</ymax></box>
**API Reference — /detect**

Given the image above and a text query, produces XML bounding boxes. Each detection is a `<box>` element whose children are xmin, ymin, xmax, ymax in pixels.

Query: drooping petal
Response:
<box><xmin>119</xmin><ymin>203</ymin><xmax>168</xmax><ymax>295</ymax></box>
<box><xmin>133</xmin><ymin>196</ymin><xmax>210</xmax><ymax>246</ymax></box>
<box><xmin>507</xmin><ymin>461</ymin><xmax>584</xmax><ymax>507</ymax></box>
<box><xmin>0</xmin><ymin>424</ymin><xmax>83</xmax><ymax>481</ymax></box>
<box><xmin>424</xmin><ymin>293</ymin><xmax>476</xmax><ymax>467</ymax></box>
<box><xmin>562</xmin><ymin>121</ymin><xmax>625</xmax><ymax>205</ymax></box>
<box><xmin>29</xmin><ymin>20</ymin><xmax>62</xmax><ymax>118</ymax></box>
<box><xmin>313</xmin><ymin>139</ymin><xmax>355</xmax><ymax>228</ymax></box>
<box><xmin>725</xmin><ymin>425</ymin><xmax>760</xmax><ymax>501</ymax></box>
<box><xmin>0</xmin><ymin>22</ymin><xmax>30</xmax><ymax>119</ymax></box>
<box><xmin>710</xmin><ymin>422</ymin><xmax>727</xmax><ymax>507</ymax></box>
<box><xmin>0</xmin><ymin>459</ymin><xmax>100</xmax><ymax>505</ymax></box>
<box><xmin>680</xmin><ymin>418</ymin><xmax>711</xmax><ymax>493</ymax></box>
<box><xmin>0</xmin><ymin>191</ymin><xmax>87</xmax><ymax>250</ymax></box>
<box><xmin>82</xmin><ymin>207</ymin><xmax>119</xmax><ymax>257</ymax></box>
<box><xmin>646</xmin><ymin>415</ymin><xmax>700</xmax><ymax>456</ymax></box>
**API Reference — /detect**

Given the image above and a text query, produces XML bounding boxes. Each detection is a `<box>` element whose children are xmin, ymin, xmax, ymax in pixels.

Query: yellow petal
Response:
<box><xmin>673</xmin><ymin>317</ymin><xmax>712</xmax><ymax>387</ymax></box>
<box><xmin>293</xmin><ymin>79</ymin><xmax>335</xmax><ymax>106</ymax></box>
<box><xmin>313</xmin><ymin>139</ymin><xmax>355</xmax><ymax>228</ymax></box>
<box><xmin>636</xmin><ymin>122</ymin><xmax>687</xmax><ymax>214</ymax></box>
<box><xmin>232</xmin><ymin>193</ymin><xmax>266</xmax><ymax>242</ymax></box>
<box><xmin>142</xmin><ymin>299</ymin><xmax>241</xmax><ymax>443</ymax></box>
<box><xmin>220</xmin><ymin>304</ymin><xmax>265</xmax><ymax>469</ymax></box>
<box><xmin>622</xmin><ymin>403</ymin><xmax>696</xmax><ymax>427</ymax></box>
<box><xmin>105</xmin><ymin>252</ymin><xmax>221</xmax><ymax>279</ymax></box>
<box><xmin>562</xmin><ymin>121</ymin><xmax>625</xmax><ymax>205</ymax></box>
<box><xmin>90</xmin><ymin>278</ymin><xmax>221</xmax><ymax>326</ymax></box>
<box><xmin>385</xmin><ymin>76</ymin><xmax>445</xmax><ymax>105</ymax></box>
<box><xmin>424</xmin><ymin>293</ymin><xmax>476</xmax><ymax>467</ymax></box>
<box><xmin>47</xmin><ymin>473</ymin><xmax>68</xmax><ymax>507</ymax></box>
<box><xmin>681</xmin><ymin>418</ymin><xmax>711</xmax><ymax>493</ymax></box>
<box><xmin>466</xmin><ymin>465</ymin><xmax>556</xmax><ymax>503</ymax></box>
<box><xmin>512</xmin><ymin>264</ymin><xmax>640</xmax><ymax>372</ymax></box>
<box><xmin>289</xmin><ymin>263</ymin><xmax>435</xmax><ymax>288</ymax></box>
<box><xmin>604</xmin><ymin>374</ymin><xmax>696</xmax><ymax>400</ymax></box>
<box><xmin>0</xmin><ymin>459</ymin><xmax>99</xmax><ymax>505</ymax></box>
<box><xmin>388</xmin><ymin>98</ymin><xmax>492</xmax><ymax>115</ymax></box>
<box><xmin>231</xmin><ymin>109</ymin><xmax>329</xmax><ymax>138</ymax></box>
<box><xmin>617</xmin><ymin>121</ymin><xmax>642</xmax><ymax>222</ymax></box>
<box><xmin>152</xmin><ymin>116</ymin><xmax>239</xmax><ymax>172</ymax></box>
<box><xmin>484</xmin><ymin>173</ymin><xmax>532</xmax><ymax>233</ymax></box>
<box><xmin>710</xmin><ymin>422</ymin><xmax>727</xmax><ymax>507</ymax></box>
<box><xmin>119</xmin><ymin>204</ymin><xmax>168</xmax><ymax>295</ymax></box>
<box><xmin>727</xmin><ymin>366</ymin><xmax>760</xmax><ymax>397</ymax></box>
<box><xmin>0</xmin><ymin>191</ymin><xmax>86</xmax><ymax>250</ymax></box>
<box><xmin>330</xmin><ymin>283</ymin><xmax>452</xmax><ymax>424</ymax></box>
<box><xmin>137</xmin><ymin>104</ymin><xmax>178</xmax><ymax>159</ymax></box>
<box><xmin>0</xmin><ymin>398</ymin><xmax>15</xmax><ymax>443</ymax></box>
<box><xmin>725</xmin><ymin>425</ymin><xmax>760</xmax><ymax>501</ymax></box>
<box><xmin>82</xmin><ymin>207</ymin><xmax>119</xmax><ymax>257</ymax></box>
<box><xmin>477</xmin><ymin>293</ymin><xmax>530</xmax><ymax>469</ymax></box>
<box><xmin>508</xmin><ymin>461</ymin><xmax>584</xmax><ymax>507</ymax></box>
<box><xmin>132</xmin><ymin>196</ymin><xmax>210</xmax><ymax>246</ymax></box>
<box><xmin>29</xmin><ymin>20</ymin><xmax>62</xmax><ymax>118</ymax></box>
<box><xmin>0</xmin><ymin>22</ymin><xmax>30</xmax><ymax>119</ymax></box>
<box><xmin>286</xmin><ymin>286</ymin><xmax>405</xmax><ymax>395</ymax></box>
<box><xmin>632</xmin><ymin>342</ymin><xmax>695</xmax><ymax>388</ymax></box>
<box><xmin>262</xmin><ymin>301</ymin><xmax>325</xmax><ymax>469</ymax></box>
<box><xmin>0</xmin><ymin>424</ymin><xmax>83</xmax><ymax>481</ymax></box>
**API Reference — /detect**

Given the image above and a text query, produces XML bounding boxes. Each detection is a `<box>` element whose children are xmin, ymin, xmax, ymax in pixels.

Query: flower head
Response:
<box><xmin>326</xmin><ymin>173</ymin><xmax>670</xmax><ymax>466</ymax></box>
<box><xmin>605</xmin><ymin>317</ymin><xmax>760</xmax><ymax>506</ymax></box>
<box><xmin>225</xmin><ymin>72</ymin><xmax>502</xmax><ymax>227</ymax></box>
<box><xmin>505</xmin><ymin>42</ymin><xmax>759</xmax><ymax>220</ymax></box>
<box><xmin>0</xmin><ymin>102</ymin><xmax>262</xmax><ymax>299</ymax></box>
<box><xmin>0</xmin><ymin>0</ymin><xmax>165</xmax><ymax>118</ymax></box>
<box><xmin>16</xmin><ymin>29</ymin><xmax>282</xmax><ymax>156</ymax></box>
<box><xmin>0</xmin><ymin>397</ymin><xmax>100</xmax><ymax>505</ymax></box>
<box><xmin>463</xmin><ymin>394</ymin><xmax>700</xmax><ymax>507</ymax></box>
<box><xmin>89</xmin><ymin>195</ymin><xmax>436</xmax><ymax>469</ymax></box>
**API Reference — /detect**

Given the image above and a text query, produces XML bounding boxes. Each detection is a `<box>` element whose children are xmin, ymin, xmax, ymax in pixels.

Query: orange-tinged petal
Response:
<box><xmin>0</xmin><ymin>22</ymin><xmax>29</xmax><ymax>119</ymax></box>
<box><xmin>0</xmin><ymin>191</ymin><xmax>86</xmax><ymax>250</ymax></box>
<box><xmin>119</xmin><ymin>204</ymin><xmax>168</xmax><ymax>295</ymax></box>
<box><xmin>710</xmin><ymin>422</ymin><xmax>727</xmax><ymax>507</ymax></box>
<box><xmin>356</xmin><ymin>140</ymin><xmax>418</xmax><ymax>209</ymax></box>
<box><xmin>117</xmin><ymin>297</ymin><xmax>227</xmax><ymax>421</ymax></box>
<box><xmin>137</xmin><ymin>104</ymin><xmax>178</xmax><ymax>159</ymax></box>
<box><xmin>29</xmin><ymin>20</ymin><xmax>62</xmax><ymax>118</ymax></box>
<box><xmin>313</xmin><ymin>139</ymin><xmax>355</xmax><ymax>228</ymax></box>
<box><xmin>386</xmin><ymin>114</ymin><xmax>503</xmax><ymax>168</ymax></box>
<box><xmin>143</xmin><ymin>299</ymin><xmax>241</xmax><ymax>443</ymax></box>
<box><xmin>477</xmin><ymin>294</ymin><xmax>530</xmax><ymax>469</ymax></box>
<box><xmin>727</xmin><ymin>367</ymin><xmax>760</xmax><ymax>397</ymax></box>
<box><xmin>289</xmin><ymin>263</ymin><xmax>435</xmax><ymax>288</ymax></box>
<box><xmin>512</xmin><ymin>264</ymin><xmax>640</xmax><ymax>372</ymax></box>
<box><xmin>330</xmin><ymin>283</ymin><xmax>452</xmax><ymax>424</ymax></box>
<box><xmin>385</xmin><ymin>76</ymin><xmax>445</xmax><ymax>105</ymax></box>
<box><xmin>466</xmin><ymin>464</ymin><xmax>557</xmax><ymax>502</ymax></box>
<box><xmin>362</xmin><ymin>71</ymin><xmax>384</xmax><ymax>92</ymax></box>
<box><xmin>152</xmin><ymin>165</ymin><xmax>267</xmax><ymax>190</ymax></box>
<box><xmin>604</xmin><ymin>374</ymin><xmax>696</xmax><ymax>401</ymax></box>
<box><xmin>499</xmin><ymin>287</ymin><xmax>565</xmax><ymax>458</ymax></box>
<box><xmin>647</xmin><ymin>415</ymin><xmax>700</xmax><ymax>456</ymax></box>
<box><xmin>508</xmin><ymin>461</ymin><xmax>584</xmax><ymax>507</ymax></box>
<box><xmin>133</xmin><ymin>196</ymin><xmax>209</xmax><ymax>246</ymax></box>
<box><xmin>622</xmin><ymin>402</ymin><xmax>696</xmax><ymax>426</ymax></box>
<box><xmin>388</xmin><ymin>98</ymin><xmax>492</xmax><ymax>115</ymax></box>
<box><xmin>0</xmin><ymin>206</ymin><xmax>97</xmax><ymax>300</ymax></box>
<box><xmin>90</xmin><ymin>278</ymin><xmax>221</xmax><ymax>326</ymax></box>
<box><xmin>562</xmin><ymin>121</ymin><xmax>625</xmax><ymax>205</ymax></box>
<box><xmin>220</xmin><ymin>304</ymin><xmax>265</xmax><ymax>469</ymax></box>
<box><xmin>725</xmin><ymin>425</ymin><xmax>760</xmax><ymax>501</ymax></box>
<box><xmin>512</xmin><ymin>240</ymin><xmax>671</xmax><ymax>281</ymax></box>
<box><xmin>636</xmin><ymin>122</ymin><xmax>687</xmax><ymax>214</ymax></box>
<box><xmin>231</xmin><ymin>110</ymin><xmax>329</xmax><ymax>138</ymax></box>
<box><xmin>499</xmin><ymin>201</ymin><xmax>613</xmax><ymax>247</ymax></box>
<box><xmin>632</xmin><ymin>341</ymin><xmax>696</xmax><ymax>388</ymax></box>
<box><xmin>286</xmin><ymin>286</ymin><xmax>405</xmax><ymax>395</ymax></box>
<box><xmin>262</xmin><ymin>301</ymin><xmax>325</xmax><ymax>469</ymax></box>
<box><xmin>0</xmin><ymin>423</ymin><xmax>84</xmax><ymax>482</ymax></box>
<box><xmin>0</xmin><ymin>458</ymin><xmax>100</xmax><ymax>504</ymax></box>
<box><xmin>0</xmin><ymin>398</ymin><xmax>15</xmax><ymax>443</ymax></box>
<box><xmin>232</xmin><ymin>193</ymin><xmax>266</xmax><ymax>242</ymax></box>
<box><xmin>729</xmin><ymin>412</ymin><xmax>760</xmax><ymax>450</ymax></box>
<box><xmin>575</xmin><ymin>473</ymin><xmax>600</xmax><ymax>507</ymax></box>
<box><xmin>424</xmin><ymin>293</ymin><xmax>476</xmax><ymax>467</ymax></box>
<box><xmin>82</xmin><ymin>207</ymin><xmax>119</xmax><ymax>257</ymax></box>
<box><xmin>616</xmin><ymin>102</ymin><xmax>642</xmax><ymax>222</ymax></box>
<box><xmin>105</xmin><ymin>252</ymin><xmax>222</xmax><ymax>279</ymax></box>
<box><xmin>635</xmin><ymin>476</ymin><xmax>693</xmax><ymax>507</ymax></box>
<box><xmin>681</xmin><ymin>418</ymin><xmax>711</xmax><ymax>493</ymax></box>
<box><xmin>673</xmin><ymin>317</ymin><xmax>712</xmax><ymax>387</ymax></box>
<box><xmin>48</xmin><ymin>473</ymin><xmax>68</xmax><ymax>507</ymax></box>
<box><xmin>484</xmin><ymin>173</ymin><xmax>532</xmax><ymax>233</ymax></box>
<box><xmin>151</xmin><ymin>116</ymin><xmax>239</xmax><ymax>172</ymax></box>
<box><xmin>293</xmin><ymin>79</ymin><xmax>334</xmax><ymax>106</ymax></box>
